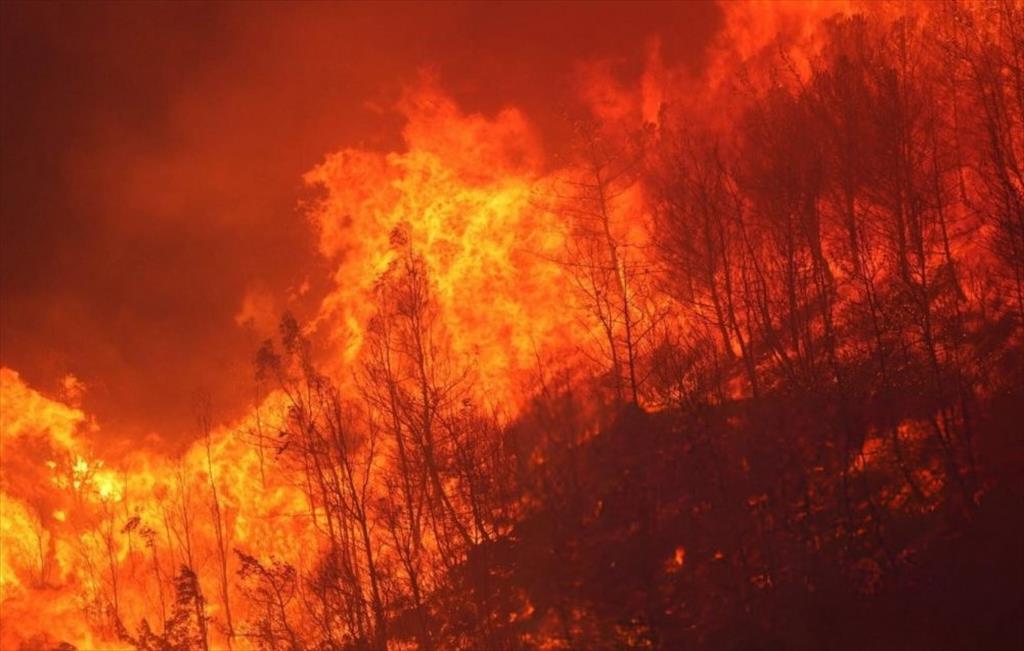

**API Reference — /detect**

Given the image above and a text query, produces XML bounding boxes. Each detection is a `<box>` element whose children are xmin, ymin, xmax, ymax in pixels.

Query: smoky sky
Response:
<box><xmin>0</xmin><ymin>1</ymin><xmax>722</xmax><ymax>447</ymax></box>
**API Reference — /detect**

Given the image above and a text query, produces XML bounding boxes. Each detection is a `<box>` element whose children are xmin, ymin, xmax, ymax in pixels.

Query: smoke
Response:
<box><xmin>1</xmin><ymin>1</ymin><xmax>721</xmax><ymax>444</ymax></box>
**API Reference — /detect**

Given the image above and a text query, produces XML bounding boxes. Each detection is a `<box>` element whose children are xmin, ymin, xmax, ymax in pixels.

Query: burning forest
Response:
<box><xmin>1</xmin><ymin>1</ymin><xmax>1022</xmax><ymax>650</ymax></box>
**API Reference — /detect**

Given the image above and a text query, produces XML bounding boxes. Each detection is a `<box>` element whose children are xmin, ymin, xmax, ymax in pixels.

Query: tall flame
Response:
<box><xmin>305</xmin><ymin>77</ymin><xmax>593</xmax><ymax>410</ymax></box>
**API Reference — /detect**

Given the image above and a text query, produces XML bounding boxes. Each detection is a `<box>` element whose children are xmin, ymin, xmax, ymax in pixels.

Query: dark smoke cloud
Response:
<box><xmin>0</xmin><ymin>1</ymin><xmax>721</xmax><ymax>447</ymax></box>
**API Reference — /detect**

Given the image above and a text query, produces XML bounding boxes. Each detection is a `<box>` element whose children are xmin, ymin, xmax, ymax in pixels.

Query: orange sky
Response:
<box><xmin>0</xmin><ymin>1</ymin><xmax>722</xmax><ymax>447</ymax></box>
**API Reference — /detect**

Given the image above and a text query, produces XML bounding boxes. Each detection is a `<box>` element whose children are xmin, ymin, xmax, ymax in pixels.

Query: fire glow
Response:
<box><xmin>2</xmin><ymin>2</ymin><xmax>1022</xmax><ymax>650</ymax></box>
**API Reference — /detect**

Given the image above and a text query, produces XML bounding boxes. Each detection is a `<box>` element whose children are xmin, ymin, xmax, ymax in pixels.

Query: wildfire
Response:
<box><xmin>2</xmin><ymin>1</ymin><xmax>1022</xmax><ymax>649</ymax></box>
<box><xmin>0</xmin><ymin>74</ymin><xmax>582</xmax><ymax>646</ymax></box>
